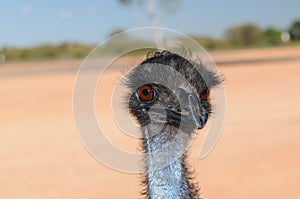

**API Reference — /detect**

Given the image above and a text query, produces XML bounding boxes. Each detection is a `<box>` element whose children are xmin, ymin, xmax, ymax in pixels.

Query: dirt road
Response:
<box><xmin>1</xmin><ymin>46</ymin><xmax>300</xmax><ymax>199</ymax></box>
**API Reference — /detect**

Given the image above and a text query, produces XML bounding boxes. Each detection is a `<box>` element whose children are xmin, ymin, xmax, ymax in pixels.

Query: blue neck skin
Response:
<box><xmin>142</xmin><ymin>126</ymin><xmax>194</xmax><ymax>199</ymax></box>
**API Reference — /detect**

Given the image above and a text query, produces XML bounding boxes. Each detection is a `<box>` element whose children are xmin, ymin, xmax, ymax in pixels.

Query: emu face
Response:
<box><xmin>127</xmin><ymin>51</ymin><xmax>221</xmax><ymax>131</ymax></box>
<box><xmin>128</xmin><ymin>83</ymin><xmax>210</xmax><ymax>130</ymax></box>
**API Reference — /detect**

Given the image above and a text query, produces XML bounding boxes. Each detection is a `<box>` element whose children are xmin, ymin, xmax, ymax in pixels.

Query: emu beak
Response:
<box><xmin>186</xmin><ymin>94</ymin><xmax>207</xmax><ymax>129</ymax></box>
<box><xmin>158</xmin><ymin>94</ymin><xmax>207</xmax><ymax>129</ymax></box>
<box><xmin>163</xmin><ymin>107</ymin><xmax>206</xmax><ymax>129</ymax></box>
<box><xmin>150</xmin><ymin>94</ymin><xmax>208</xmax><ymax>129</ymax></box>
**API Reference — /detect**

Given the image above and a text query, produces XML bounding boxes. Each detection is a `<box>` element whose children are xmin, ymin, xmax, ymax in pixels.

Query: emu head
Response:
<box><xmin>126</xmin><ymin>51</ymin><xmax>222</xmax><ymax>132</ymax></box>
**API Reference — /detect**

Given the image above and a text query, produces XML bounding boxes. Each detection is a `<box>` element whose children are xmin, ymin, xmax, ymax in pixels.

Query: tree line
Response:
<box><xmin>0</xmin><ymin>20</ymin><xmax>299</xmax><ymax>62</ymax></box>
<box><xmin>193</xmin><ymin>19</ymin><xmax>300</xmax><ymax>50</ymax></box>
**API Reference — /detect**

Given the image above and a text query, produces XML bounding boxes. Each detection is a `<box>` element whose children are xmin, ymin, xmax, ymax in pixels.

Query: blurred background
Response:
<box><xmin>0</xmin><ymin>0</ymin><xmax>299</xmax><ymax>199</ymax></box>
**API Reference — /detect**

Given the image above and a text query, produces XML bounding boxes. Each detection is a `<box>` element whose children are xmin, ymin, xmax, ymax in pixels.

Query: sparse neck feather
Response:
<box><xmin>141</xmin><ymin>125</ymin><xmax>198</xmax><ymax>199</ymax></box>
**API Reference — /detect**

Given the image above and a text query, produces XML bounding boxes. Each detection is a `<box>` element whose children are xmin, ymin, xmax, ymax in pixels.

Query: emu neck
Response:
<box><xmin>142</xmin><ymin>125</ymin><xmax>196</xmax><ymax>199</ymax></box>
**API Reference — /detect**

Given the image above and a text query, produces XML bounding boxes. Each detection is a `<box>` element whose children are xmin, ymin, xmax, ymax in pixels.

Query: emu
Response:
<box><xmin>126</xmin><ymin>51</ymin><xmax>222</xmax><ymax>199</ymax></box>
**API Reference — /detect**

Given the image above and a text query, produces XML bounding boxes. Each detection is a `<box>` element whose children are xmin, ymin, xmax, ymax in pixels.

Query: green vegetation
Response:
<box><xmin>263</xmin><ymin>28</ymin><xmax>282</xmax><ymax>46</ymax></box>
<box><xmin>0</xmin><ymin>43</ymin><xmax>94</xmax><ymax>62</ymax></box>
<box><xmin>225</xmin><ymin>23</ymin><xmax>263</xmax><ymax>47</ymax></box>
<box><xmin>1</xmin><ymin>20</ymin><xmax>300</xmax><ymax>63</ymax></box>
<box><xmin>289</xmin><ymin>20</ymin><xmax>300</xmax><ymax>39</ymax></box>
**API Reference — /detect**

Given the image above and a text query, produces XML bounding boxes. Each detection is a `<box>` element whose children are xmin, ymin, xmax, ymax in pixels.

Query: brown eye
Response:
<box><xmin>200</xmin><ymin>89</ymin><xmax>210</xmax><ymax>101</ymax></box>
<box><xmin>137</xmin><ymin>85</ymin><xmax>156</xmax><ymax>102</ymax></box>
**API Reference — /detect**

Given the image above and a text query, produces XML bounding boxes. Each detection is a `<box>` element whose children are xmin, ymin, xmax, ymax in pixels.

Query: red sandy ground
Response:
<box><xmin>0</xmin><ymin>46</ymin><xmax>300</xmax><ymax>199</ymax></box>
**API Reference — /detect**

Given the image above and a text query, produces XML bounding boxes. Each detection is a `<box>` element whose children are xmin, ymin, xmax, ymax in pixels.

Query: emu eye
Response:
<box><xmin>137</xmin><ymin>85</ymin><xmax>156</xmax><ymax>102</ymax></box>
<box><xmin>200</xmin><ymin>89</ymin><xmax>210</xmax><ymax>101</ymax></box>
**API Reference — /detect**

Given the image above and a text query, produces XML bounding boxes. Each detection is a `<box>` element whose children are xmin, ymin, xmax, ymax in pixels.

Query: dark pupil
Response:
<box><xmin>142</xmin><ymin>89</ymin><xmax>150</xmax><ymax>95</ymax></box>
<box><xmin>202</xmin><ymin>90</ymin><xmax>207</xmax><ymax>95</ymax></box>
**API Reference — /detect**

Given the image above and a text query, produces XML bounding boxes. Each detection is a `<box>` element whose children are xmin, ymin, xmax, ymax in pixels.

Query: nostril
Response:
<box><xmin>188</xmin><ymin>94</ymin><xmax>197</xmax><ymax>104</ymax></box>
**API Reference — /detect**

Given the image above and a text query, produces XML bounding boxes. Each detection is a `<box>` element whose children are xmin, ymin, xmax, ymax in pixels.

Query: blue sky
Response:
<box><xmin>0</xmin><ymin>0</ymin><xmax>299</xmax><ymax>47</ymax></box>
